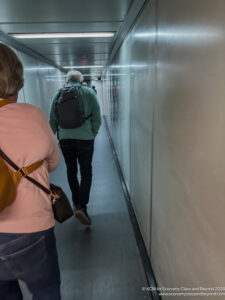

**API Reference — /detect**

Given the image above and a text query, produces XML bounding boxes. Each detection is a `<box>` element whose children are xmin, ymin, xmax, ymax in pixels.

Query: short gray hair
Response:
<box><xmin>66</xmin><ymin>70</ymin><xmax>83</xmax><ymax>83</ymax></box>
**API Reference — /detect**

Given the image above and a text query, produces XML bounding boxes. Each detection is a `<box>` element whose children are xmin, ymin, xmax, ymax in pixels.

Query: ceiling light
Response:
<box><xmin>10</xmin><ymin>32</ymin><xmax>114</xmax><ymax>39</ymax></box>
<box><xmin>63</xmin><ymin>65</ymin><xmax>103</xmax><ymax>69</ymax></box>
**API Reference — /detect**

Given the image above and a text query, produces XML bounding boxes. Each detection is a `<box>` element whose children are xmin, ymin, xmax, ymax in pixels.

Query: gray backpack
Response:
<box><xmin>55</xmin><ymin>86</ymin><xmax>91</xmax><ymax>129</ymax></box>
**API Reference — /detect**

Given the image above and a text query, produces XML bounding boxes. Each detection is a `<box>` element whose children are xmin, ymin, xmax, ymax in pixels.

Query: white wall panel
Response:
<box><xmin>36</xmin><ymin>62</ymin><xmax>56</xmax><ymax>114</ymax></box>
<box><xmin>129</xmin><ymin>2</ymin><xmax>156</xmax><ymax>252</ymax></box>
<box><xmin>118</xmin><ymin>37</ymin><xmax>131</xmax><ymax>191</ymax></box>
<box><xmin>37</xmin><ymin>63</ymin><xmax>65</xmax><ymax>115</ymax></box>
<box><xmin>90</xmin><ymin>80</ymin><xmax>103</xmax><ymax>114</ymax></box>
<box><xmin>17</xmin><ymin>87</ymin><xmax>25</xmax><ymax>103</ymax></box>
<box><xmin>17</xmin><ymin>52</ymin><xmax>42</xmax><ymax>107</ymax></box>
<box><xmin>151</xmin><ymin>0</ymin><xmax>225</xmax><ymax>298</ymax></box>
<box><xmin>103</xmin><ymin>0</ymin><xmax>225</xmax><ymax>298</ymax></box>
<box><xmin>8</xmin><ymin>46</ymin><xmax>65</xmax><ymax>115</ymax></box>
<box><xmin>102</xmin><ymin>72</ymin><xmax>111</xmax><ymax>120</ymax></box>
<box><xmin>103</xmin><ymin>36</ymin><xmax>131</xmax><ymax>191</ymax></box>
<box><xmin>110</xmin><ymin>55</ymin><xmax>121</xmax><ymax>157</ymax></box>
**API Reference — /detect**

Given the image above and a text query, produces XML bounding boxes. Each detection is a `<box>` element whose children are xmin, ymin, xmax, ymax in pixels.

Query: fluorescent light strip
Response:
<box><xmin>11</xmin><ymin>32</ymin><xmax>114</xmax><ymax>39</ymax></box>
<box><xmin>63</xmin><ymin>65</ymin><xmax>103</xmax><ymax>69</ymax></box>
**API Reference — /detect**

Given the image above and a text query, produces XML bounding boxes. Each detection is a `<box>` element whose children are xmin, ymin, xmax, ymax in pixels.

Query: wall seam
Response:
<box><xmin>149</xmin><ymin>0</ymin><xmax>159</xmax><ymax>259</ymax></box>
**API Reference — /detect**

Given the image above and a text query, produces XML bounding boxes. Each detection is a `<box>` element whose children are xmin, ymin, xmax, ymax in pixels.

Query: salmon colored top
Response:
<box><xmin>0</xmin><ymin>101</ymin><xmax>60</xmax><ymax>233</ymax></box>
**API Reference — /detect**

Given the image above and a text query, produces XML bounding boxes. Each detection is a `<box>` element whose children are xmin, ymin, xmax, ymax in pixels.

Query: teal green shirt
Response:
<box><xmin>49</xmin><ymin>82</ymin><xmax>101</xmax><ymax>140</ymax></box>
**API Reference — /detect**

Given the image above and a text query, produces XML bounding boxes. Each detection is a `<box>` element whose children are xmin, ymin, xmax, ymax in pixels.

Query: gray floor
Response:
<box><xmin>22</xmin><ymin>122</ymin><xmax>150</xmax><ymax>300</ymax></box>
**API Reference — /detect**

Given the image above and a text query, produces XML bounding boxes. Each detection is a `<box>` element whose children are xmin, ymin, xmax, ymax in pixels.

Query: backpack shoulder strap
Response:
<box><xmin>55</xmin><ymin>89</ymin><xmax>62</xmax><ymax>103</ymax></box>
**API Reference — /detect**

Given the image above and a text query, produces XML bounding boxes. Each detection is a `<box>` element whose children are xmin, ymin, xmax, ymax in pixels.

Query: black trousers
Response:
<box><xmin>60</xmin><ymin>139</ymin><xmax>94</xmax><ymax>209</ymax></box>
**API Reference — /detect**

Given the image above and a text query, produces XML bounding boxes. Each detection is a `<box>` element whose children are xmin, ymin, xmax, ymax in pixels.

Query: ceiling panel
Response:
<box><xmin>56</xmin><ymin>60</ymin><xmax>108</xmax><ymax>66</ymax></box>
<box><xmin>44</xmin><ymin>53</ymin><xmax>109</xmax><ymax>67</ymax></box>
<box><xmin>0</xmin><ymin>22</ymin><xmax>122</xmax><ymax>34</ymax></box>
<box><xmin>0</xmin><ymin>0</ymin><xmax>135</xmax><ymax>76</ymax></box>
<box><xmin>28</xmin><ymin>42</ymin><xmax>113</xmax><ymax>55</ymax></box>
<box><xmin>45</xmin><ymin>53</ymin><xmax>109</xmax><ymax>60</ymax></box>
<box><xmin>0</xmin><ymin>0</ymin><xmax>133</xmax><ymax>22</ymax></box>
<box><xmin>20</xmin><ymin>37</ymin><xmax>115</xmax><ymax>45</ymax></box>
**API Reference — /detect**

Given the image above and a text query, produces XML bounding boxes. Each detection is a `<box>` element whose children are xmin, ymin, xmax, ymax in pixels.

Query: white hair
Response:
<box><xmin>66</xmin><ymin>70</ymin><xmax>83</xmax><ymax>83</ymax></box>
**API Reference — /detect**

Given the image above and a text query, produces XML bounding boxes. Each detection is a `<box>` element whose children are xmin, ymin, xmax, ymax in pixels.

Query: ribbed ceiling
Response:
<box><xmin>0</xmin><ymin>0</ymin><xmax>134</xmax><ymax>77</ymax></box>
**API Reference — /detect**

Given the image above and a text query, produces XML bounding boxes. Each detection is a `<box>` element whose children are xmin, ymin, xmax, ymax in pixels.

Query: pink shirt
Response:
<box><xmin>0</xmin><ymin>101</ymin><xmax>60</xmax><ymax>233</ymax></box>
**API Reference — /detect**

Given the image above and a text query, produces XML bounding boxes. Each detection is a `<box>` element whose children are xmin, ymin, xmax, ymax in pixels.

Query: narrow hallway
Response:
<box><xmin>50</xmin><ymin>121</ymin><xmax>150</xmax><ymax>300</ymax></box>
<box><xmin>1</xmin><ymin>0</ymin><xmax>225</xmax><ymax>299</ymax></box>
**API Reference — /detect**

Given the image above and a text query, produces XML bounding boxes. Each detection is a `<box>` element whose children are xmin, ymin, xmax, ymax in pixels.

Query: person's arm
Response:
<box><xmin>90</xmin><ymin>92</ymin><xmax>101</xmax><ymax>137</ymax></box>
<box><xmin>49</xmin><ymin>91</ymin><xmax>60</xmax><ymax>134</ymax></box>
<box><xmin>46</xmin><ymin>132</ymin><xmax>60</xmax><ymax>172</ymax></box>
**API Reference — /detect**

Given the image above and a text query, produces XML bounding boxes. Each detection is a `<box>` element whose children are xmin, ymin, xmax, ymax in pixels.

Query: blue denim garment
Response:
<box><xmin>0</xmin><ymin>227</ymin><xmax>61</xmax><ymax>300</ymax></box>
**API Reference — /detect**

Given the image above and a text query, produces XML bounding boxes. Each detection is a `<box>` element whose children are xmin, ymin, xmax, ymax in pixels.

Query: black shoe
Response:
<box><xmin>74</xmin><ymin>207</ymin><xmax>91</xmax><ymax>225</ymax></box>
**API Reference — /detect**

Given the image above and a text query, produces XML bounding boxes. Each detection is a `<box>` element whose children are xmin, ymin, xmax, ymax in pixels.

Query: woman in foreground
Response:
<box><xmin>0</xmin><ymin>43</ymin><xmax>61</xmax><ymax>299</ymax></box>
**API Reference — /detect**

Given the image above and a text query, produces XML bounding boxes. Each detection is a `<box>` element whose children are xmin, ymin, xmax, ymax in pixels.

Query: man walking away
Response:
<box><xmin>50</xmin><ymin>70</ymin><xmax>101</xmax><ymax>225</ymax></box>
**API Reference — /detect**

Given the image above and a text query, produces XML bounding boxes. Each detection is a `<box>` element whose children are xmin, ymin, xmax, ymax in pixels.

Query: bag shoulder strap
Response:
<box><xmin>0</xmin><ymin>149</ymin><xmax>43</xmax><ymax>175</ymax></box>
<box><xmin>0</xmin><ymin>149</ymin><xmax>50</xmax><ymax>194</ymax></box>
<box><xmin>84</xmin><ymin>113</ymin><xmax>92</xmax><ymax>121</ymax></box>
<box><xmin>0</xmin><ymin>149</ymin><xmax>42</xmax><ymax>176</ymax></box>
<box><xmin>0</xmin><ymin>149</ymin><xmax>44</xmax><ymax>184</ymax></box>
<box><xmin>0</xmin><ymin>101</ymin><xmax>52</xmax><ymax>196</ymax></box>
<box><xmin>0</xmin><ymin>99</ymin><xmax>13</xmax><ymax>107</ymax></box>
<box><xmin>0</xmin><ymin>149</ymin><xmax>51</xmax><ymax>194</ymax></box>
